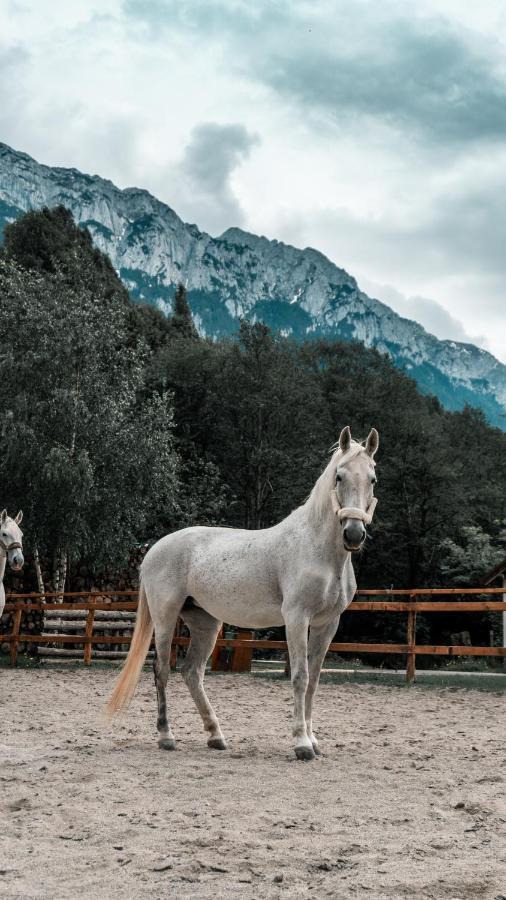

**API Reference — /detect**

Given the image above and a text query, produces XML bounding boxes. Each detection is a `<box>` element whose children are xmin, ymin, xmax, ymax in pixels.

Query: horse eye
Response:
<box><xmin>371</xmin><ymin>476</ymin><xmax>377</xmax><ymax>484</ymax></box>
<box><xmin>335</xmin><ymin>473</ymin><xmax>342</xmax><ymax>483</ymax></box>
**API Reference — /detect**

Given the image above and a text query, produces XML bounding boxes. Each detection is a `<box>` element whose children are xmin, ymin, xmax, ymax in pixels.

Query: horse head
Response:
<box><xmin>0</xmin><ymin>509</ymin><xmax>24</xmax><ymax>571</ymax></box>
<box><xmin>330</xmin><ymin>426</ymin><xmax>379</xmax><ymax>552</ymax></box>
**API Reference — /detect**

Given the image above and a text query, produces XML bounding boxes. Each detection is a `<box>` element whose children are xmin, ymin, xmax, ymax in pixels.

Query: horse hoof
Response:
<box><xmin>158</xmin><ymin>737</ymin><xmax>176</xmax><ymax>751</ymax></box>
<box><xmin>295</xmin><ymin>746</ymin><xmax>316</xmax><ymax>761</ymax></box>
<box><xmin>312</xmin><ymin>744</ymin><xmax>322</xmax><ymax>757</ymax></box>
<box><xmin>208</xmin><ymin>737</ymin><xmax>227</xmax><ymax>750</ymax></box>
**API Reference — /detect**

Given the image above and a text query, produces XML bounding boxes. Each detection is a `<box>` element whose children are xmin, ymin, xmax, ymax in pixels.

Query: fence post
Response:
<box><xmin>9</xmin><ymin>606</ymin><xmax>23</xmax><ymax>666</ymax></box>
<box><xmin>211</xmin><ymin>625</ymin><xmax>224</xmax><ymax>671</ymax></box>
<box><xmin>231</xmin><ymin>630</ymin><xmax>253</xmax><ymax>672</ymax></box>
<box><xmin>83</xmin><ymin>604</ymin><xmax>96</xmax><ymax>665</ymax></box>
<box><xmin>170</xmin><ymin>618</ymin><xmax>180</xmax><ymax>670</ymax></box>
<box><xmin>406</xmin><ymin>593</ymin><xmax>417</xmax><ymax>683</ymax></box>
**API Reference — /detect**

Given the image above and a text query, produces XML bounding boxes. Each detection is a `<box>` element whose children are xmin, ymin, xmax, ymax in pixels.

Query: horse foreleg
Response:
<box><xmin>283</xmin><ymin>610</ymin><xmax>314</xmax><ymax>761</ymax></box>
<box><xmin>305</xmin><ymin>617</ymin><xmax>340</xmax><ymax>756</ymax></box>
<box><xmin>180</xmin><ymin>606</ymin><xmax>227</xmax><ymax>750</ymax></box>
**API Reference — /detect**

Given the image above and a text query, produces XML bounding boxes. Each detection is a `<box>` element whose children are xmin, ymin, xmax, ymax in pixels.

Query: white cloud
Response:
<box><xmin>164</xmin><ymin>122</ymin><xmax>260</xmax><ymax>234</ymax></box>
<box><xmin>357</xmin><ymin>278</ymin><xmax>489</xmax><ymax>348</ymax></box>
<box><xmin>0</xmin><ymin>0</ymin><xmax>505</xmax><ymax>359</ymax></box>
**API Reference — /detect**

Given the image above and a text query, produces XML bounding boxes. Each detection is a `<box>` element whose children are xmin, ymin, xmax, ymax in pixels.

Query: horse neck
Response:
<box><xmin>298</xmin><ymin>500</ymin><xmax>350</xmax><ymax>574</ymax></box>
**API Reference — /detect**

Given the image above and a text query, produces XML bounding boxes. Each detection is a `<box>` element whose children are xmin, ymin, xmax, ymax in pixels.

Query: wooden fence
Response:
<box><xmin>2</xmin><ymin>587</ymin><xmax>506</xmax><ymax>681</ymax></box>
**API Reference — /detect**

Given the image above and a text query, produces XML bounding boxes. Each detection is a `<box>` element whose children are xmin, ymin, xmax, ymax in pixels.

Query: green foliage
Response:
<box><xmin>206</xmin><ymin>322</ymin><xmax>328</xmax><ymax>527</ymax></box>
<box><xmin>170</xmin><ymin>283</ymin><xmax>199</xmax><ymax>341</ymax></box>
<box><xmin>3</xmin><ymin>205</ymin><xmax>83</xmax><ymax>272</ymax></box>
<box><xmin>3</xmin><ymin>205</ymin><xmax>128</xmax><ymax>305</ymax></box>
<box><xmin>440</xmin><ymin>524</ymin><xmax>506</xmax><ymax>585</ymax></box>
<box><xmin>0</xmin><ymin>209</ymin><xmax>179</xmax><ymax>574</ymax></box>
<box><xmin>148</xmin><ymin>320</ymin><xmax>328</xmax><ymax>528</ymax></box>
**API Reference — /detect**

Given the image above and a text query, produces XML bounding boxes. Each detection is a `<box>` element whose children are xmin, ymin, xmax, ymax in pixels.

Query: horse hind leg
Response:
<box><xmin>180</xmin><ymin>604</ymin><xmax>227</xmax><ymax>750</ymax></box>
<box><xmin>152</xmin><ymin>609</ymin><xmax>182</xmax><ymax>750</ymax></box>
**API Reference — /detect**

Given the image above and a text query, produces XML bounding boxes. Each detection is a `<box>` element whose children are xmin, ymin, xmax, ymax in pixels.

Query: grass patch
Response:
<box><xmin>253</xmin><ymin>668</ymin><xmax>506</xmax><ymax>693</ymax></box>
<box><xmin>0</xmin><ymin>654</ymin><xmax>42</xmax><ymax>670</ymax></box>
<box><xmin>0</xmin><ymin>654</ymin><xmax>118</xmax><ymax>671</ymax></box>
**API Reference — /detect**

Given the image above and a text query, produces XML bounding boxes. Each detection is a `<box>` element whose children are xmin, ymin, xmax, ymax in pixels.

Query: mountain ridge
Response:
<box><xmin>0</xmin><ymin>141</ymin><xmax>504</xmax><ymax>428</ymax></box>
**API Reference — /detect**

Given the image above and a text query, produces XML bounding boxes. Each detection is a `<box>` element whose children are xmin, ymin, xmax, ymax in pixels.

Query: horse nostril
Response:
<box><xmin>343</xmin><ymin>522</ymin><xmax>365</xmax><ymax>545</ymax></box>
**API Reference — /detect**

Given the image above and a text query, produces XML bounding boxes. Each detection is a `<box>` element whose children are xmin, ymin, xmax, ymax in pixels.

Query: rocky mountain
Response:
<box><xmin>1</xmin><ymin>141</ymin><xmax>505</xmax><ymax>428</ymax></box>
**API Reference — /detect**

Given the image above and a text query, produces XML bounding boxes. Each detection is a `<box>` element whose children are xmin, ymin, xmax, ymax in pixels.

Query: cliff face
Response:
<box><xmin>1</xmin><ymin>141</ymin><xmax>505</xmax><ymax>427</ymax></box>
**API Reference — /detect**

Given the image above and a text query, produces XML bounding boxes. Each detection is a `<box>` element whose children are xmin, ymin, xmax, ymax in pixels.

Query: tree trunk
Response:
<box><xmin>58</xmin><ymin>551</ymin><xmax>68</xmax><ymax>601</ymax></box>
<box><xmin>33</xmin><ymin>547</ymin><xmax>46</xmax><ymax>601</ymax></box>
<box><xmin>53</xmin><ymin>549</ymin><xmax>68</xmax><ymax>602</ymax></box>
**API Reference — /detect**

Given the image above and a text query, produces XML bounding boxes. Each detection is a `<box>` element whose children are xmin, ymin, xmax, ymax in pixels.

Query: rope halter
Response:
<box><xmin>0</xmin><ymin>537</ymin><xmax>22</xmax><ymax>554</ymax></box>
<box><xmin>329</xmin><ymin>491</ymin><xmax>378</xmax><ymax>525</ymax></box>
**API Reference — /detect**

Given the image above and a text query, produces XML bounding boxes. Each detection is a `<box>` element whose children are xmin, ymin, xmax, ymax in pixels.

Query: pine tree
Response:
<box><xmin>170</xmin><ymin>283</ymin><xmax>199</xmax><ymax>340</ymax></box>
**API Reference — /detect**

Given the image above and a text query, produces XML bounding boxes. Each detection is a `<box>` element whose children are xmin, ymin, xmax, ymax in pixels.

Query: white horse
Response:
<box><xmin>0</xmin><ymin>510</ymin><xmax>24</xmax><ymax>619</ymax></box>
<box><xmin>107</xmin><ymin>426</ymin><xmax>379</xmax><ymax>760</ymax></box>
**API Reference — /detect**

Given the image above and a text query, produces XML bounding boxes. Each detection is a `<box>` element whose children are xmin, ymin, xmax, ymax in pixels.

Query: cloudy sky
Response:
<box><xmin>1</xmin><ymin>0</ymin><xmax>506</xmax><ymax>360</ymax></box>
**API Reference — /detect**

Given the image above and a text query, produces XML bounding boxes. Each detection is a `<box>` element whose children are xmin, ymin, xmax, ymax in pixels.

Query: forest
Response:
<box><xmin>1</xmin><ymin>207</ymin><xmax>505</xmax><ymax>650</ymax></box>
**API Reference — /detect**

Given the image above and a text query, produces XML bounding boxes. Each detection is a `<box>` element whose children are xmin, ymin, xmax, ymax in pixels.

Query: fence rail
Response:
<box><xmin>2</xmin><ymin>588</ymin><xmax>505</xmax><ymax>680</ymax></box>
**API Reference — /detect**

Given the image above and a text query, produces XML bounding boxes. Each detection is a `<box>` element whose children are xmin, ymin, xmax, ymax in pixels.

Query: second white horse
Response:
<box><xmin>0</xmin><ymin>509</ymin><xmax>24</xmax><ymax>619</ymax></box>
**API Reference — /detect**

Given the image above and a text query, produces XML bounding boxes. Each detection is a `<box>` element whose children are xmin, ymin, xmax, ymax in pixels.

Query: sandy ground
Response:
<box><xmin>1</xmin><ymin>668</ymin><xmax>505</xmax><ymax>900</ymax></box>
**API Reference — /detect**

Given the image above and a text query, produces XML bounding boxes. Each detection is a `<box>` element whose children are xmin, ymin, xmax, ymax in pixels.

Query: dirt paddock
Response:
<box><xmin>1</xmin><ymin>667</ymin><xmax>505</xmax><ymax>899</ymax></box>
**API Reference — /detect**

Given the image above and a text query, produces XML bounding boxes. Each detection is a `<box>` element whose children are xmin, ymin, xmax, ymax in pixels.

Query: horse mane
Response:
<box><xmin>304</xmin><ymin>440</ymin><xmax>369</xmax><ymax>522</ymax></box>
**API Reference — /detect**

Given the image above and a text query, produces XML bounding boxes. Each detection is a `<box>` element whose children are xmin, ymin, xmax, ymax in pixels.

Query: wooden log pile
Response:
<box><xmin>39</xmin><ymin>606</ymin><xmax>145</xmax><ymax>661</ymax></box>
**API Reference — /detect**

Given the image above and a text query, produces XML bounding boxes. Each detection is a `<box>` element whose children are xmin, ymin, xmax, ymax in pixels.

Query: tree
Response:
<box><xmin>197</xmin><ymin>322</ymin><xmax>328</xmax><ymax>528</ymax></box>
<box><xmin>0</xmin><ymin>209</ymin><xmax>180</xmax><ymax>590</ymax></box>
<box><xmin>146</xmin><ymin>328</ymin><xmax>232</xmax><ymax>525</ymax></box>
<box><xmin>440</xmin><ymin>524</ymin><xmax>506</xmax><ymax>585</ymax></box>
<box><xmin>170</xmin><ymin>283</ymin><xmax>199</xmax><ymax>341</ymax></box>
<box><xmin>3</xmin><ymin>204</ymin><xmax>130</xmax><ymax>307</ymax></box>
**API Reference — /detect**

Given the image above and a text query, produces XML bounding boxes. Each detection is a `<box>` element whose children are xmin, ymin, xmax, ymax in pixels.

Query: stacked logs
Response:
<box><xmin>40</xmin><ymin>606</ymin><xmax>142</xmax><ymax>661</ymax></box>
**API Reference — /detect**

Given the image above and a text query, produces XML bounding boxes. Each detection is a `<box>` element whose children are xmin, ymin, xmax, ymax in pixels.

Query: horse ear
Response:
<box><xmin>365</xmin><ymin>428</ymin><xmax>379</xmax><ymax>458</ymax></box>
<box><xmin>1</xmin><ymin>509</ymin><xmax>7</xmax><ymax>525</ymax></box>
<box><xmin>15</xmin><ymin>510</ymin><xmax>23</xmax><ymax>525</ymax></box>
<box><xmin>339</xmin><ymin>426</ymin><xmax>352</xmax><ymax>454</ymax></box>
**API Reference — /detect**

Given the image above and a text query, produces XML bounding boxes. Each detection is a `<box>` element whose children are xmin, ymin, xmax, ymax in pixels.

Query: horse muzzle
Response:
<box><xmin>5</xmin><ymin>543</ymin><xmax>24</xmax><ymax>572</ymax></box>
<box><xmin>329</xmin><ymin>491</ymin><xmax>378</xmax><ymax>551</ymax></box>
<box><xmin>342</xmin><ymin>520</ymin><xmax>366</xmax><ymax>552</ymax></box>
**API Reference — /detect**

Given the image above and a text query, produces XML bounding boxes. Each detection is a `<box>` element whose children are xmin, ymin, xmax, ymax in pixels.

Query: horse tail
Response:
<box><xmin>106</xmin><ymin>582</ymin><xmax>153</xmax><ymax>718</ymax></box>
